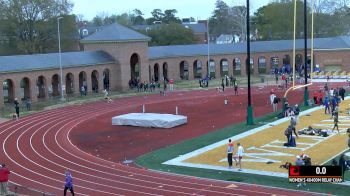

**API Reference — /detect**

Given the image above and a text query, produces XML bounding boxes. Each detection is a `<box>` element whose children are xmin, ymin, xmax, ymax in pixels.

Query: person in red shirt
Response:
<box><xmin>169</xmin><ymin>79</ymin><xmax>174</xmax><ymax>91</ymax></box>
<box><xmin>0</xmin><ymin>164</ymin><xmax>10</xmax><ymax>195</ymax></box>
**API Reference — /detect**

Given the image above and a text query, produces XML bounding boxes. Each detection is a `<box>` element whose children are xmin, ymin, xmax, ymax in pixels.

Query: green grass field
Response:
<box><xmin>135</xmin><ymin>105</ymin><xmax>350</xmax><ymax>196</ymax></box>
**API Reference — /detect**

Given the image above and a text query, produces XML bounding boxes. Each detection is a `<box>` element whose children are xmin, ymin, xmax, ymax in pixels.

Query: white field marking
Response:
<box><xmin>42</xmin><ymin>104</ymin><xmax>229</xmax><ymax>196</ymax></box>
<box><xmin>164</xmin><ymin>96</ymin><xmax>350</xmax><ymax>178</ymax></box>
<box><xmin>21</xmin><ymin>110</ymin><xmax>139</xmax><ymax>195</ymax></box>
<box><xmin>59</xmin><ymin>102</ymin><xmax>283</xmax><ymax>196</ymax></box>
<box><xmin>5</xmin><ymin>106</ymin><xmax>126</xmax><ymax>196</ymax></box>
<box><xmin>220</xmin><ymin>147</ymin><xmax>294</xmax><ymax>163</ymax></box>
<box><xmin>163</xmin><ymin>105</ymin><xmax>323</xmax><ymax>165</ymax></box>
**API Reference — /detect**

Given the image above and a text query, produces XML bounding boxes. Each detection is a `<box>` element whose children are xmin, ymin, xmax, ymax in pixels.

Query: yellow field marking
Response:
<box><xmin>183</xmin><ymin>99</ymin><xmax>350</xmax><ymax>174</ymax></box>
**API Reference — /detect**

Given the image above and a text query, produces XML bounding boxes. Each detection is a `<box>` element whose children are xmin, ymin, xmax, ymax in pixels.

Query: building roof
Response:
<box><xmin>148</xmin><ymin>36</ymin><xmax>350</xmax><ymax>59</ymax></box>
<box><xmin>2</xmin><ymin>35</ymin><xmax>350</xmax><ymax>74</ymax></box>
<box><xmin>81</xmin><ymin>23</ymin><xmax>151</xmax><ymax>43</ymax></box>
<box><xmin>0</xmin><ymin>51</ymin><xmax>114</xmax><ymax>73</ymax></box>
<box><xmin>181</xmin><ymin>23</ymin><xmax>207</xmax><ymax>33</ymax></box>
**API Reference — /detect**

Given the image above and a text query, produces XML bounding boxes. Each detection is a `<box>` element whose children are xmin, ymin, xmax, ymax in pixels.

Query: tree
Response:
<box><xmin>162</xmin><ymin>9</ymin><xmax>181</xmax><ymax>24</ymax></box>
<box><xmin>132</xmin><ymin>9</ymin><xmax>145</xmax><ymax>25</ymax></box>
<box><xmin>209</xmin><ymin>0</ymin><xmax>233</xmax><ymax>37</ymax></box>
<box><xmin>141</xmin><ymin>23</ymin><xmax>198</xmax><ymax>46</ymax></box>
<box><xmin>230</xmin><ymin>6</ymin><xmax>247</xmax><ymax>41</ymax></box>
<box><xmin>151</xmin><ymin>9</ymin><xmax>164</xmax><ymax>21</ymax></box>
<box><xmin>254</xmin><ymin>0</ymin><xmax>350</xmax><ymax>40</ymax></box>
<box><xmin>0</xmin><ymin>0</ymin><xmax>77</xmax><ymax>54</ymax></box>
<box><xmin>253</xmin><ymin>0</ymin><xmax>306</xmax><ymax>40</ymax></box>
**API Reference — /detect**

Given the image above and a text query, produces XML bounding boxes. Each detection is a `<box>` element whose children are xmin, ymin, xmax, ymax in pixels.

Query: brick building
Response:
<box><xmin>1</xmin><ymin>23</ymin><xmax>350</xmax><ymax>107</ymax></box>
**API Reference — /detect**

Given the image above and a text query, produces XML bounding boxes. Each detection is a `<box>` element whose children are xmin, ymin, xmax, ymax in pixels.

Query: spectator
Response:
<box><xmin>324</xmin><ymin>96</ymin><xmax>330</xmax><ymax>114</ymax></box>
<box><xmin>293</xmin><ymin>104</ymin><xmax>300</xmax><ymax>123</ymax></box>
<box><xmin>233</xmin><ymin>143</ymin><xmax>244</xmax><ymax>171</ymax></box>
<box><xmin>169</xmin><ymin>78</ymin><xmax>174</xmax><ymax>91</ymax></box>
<box><xmin>64</xmin><ymin>170</ymin><xmax>75</xmax><ymax>196</ymax></box>
<box><xmin>80</xmin><ymin>85</ymin><xmax>85</xmax><ymax>96</ymax></box>
<box><xmin>332</xmin><ymin>115</ymin><xmax>339</xmax><ymax>133</ymax></box>
<box><xmin>227</xmin><ymin>139</ymin><xmax>234</xmax><ymax>169</ymax></box>
<box><xmin>348</xmin><ymin>134</ymin><xmax>350</xmax><ymax>149</ymax></box>
<box><xmin>234</xmin><ymin>81</ymin><xmax>238</xmax><ymax>96</ymax></box>
<box><xmin>270</xmin><ymin>92</ymin><xmax>277</xmax><ymax>112</ymax></box>
<box><xmin>25</xmin><ymin>98</ymin><xmax>31</xmax><ymax>111</ymax></box>
<box><xmin>0</xmin><ymin>164</ymin><xmax>10</xmax><ymax>195</ymax></box>
<box><xmin>339</xmin><ymin>154</ymin><xmax>347</xmax><ymax>177</ymax></box>
<box><xmin>339</xmin><ymin>87</ymin><xmax>346</xmax><ymax>100</ymax></box>
<box><xmin>221</xmin><ymin>78</ymin><xmax>225</xmax><ymax>92</ymax></box>
<box><xmin>14</xmin><ymin>98</ymin><xmax>20</xmax><ymax>119</ymax></box>
<box><xmin>295</xmin><ymin>155</ymin><xmax>306</xmax><ymax>187</ymax></box>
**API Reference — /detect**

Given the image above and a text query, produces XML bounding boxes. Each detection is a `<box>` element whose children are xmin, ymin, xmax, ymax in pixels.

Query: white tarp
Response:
<box><xmin>112</xmin><ymin>113</ymin><xmax>187</xmax><ymax>128</ymax></box>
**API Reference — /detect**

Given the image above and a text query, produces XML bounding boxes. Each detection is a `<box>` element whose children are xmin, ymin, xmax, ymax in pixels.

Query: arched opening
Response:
<box><xmin>193</xmin><ymin>60</ymin><xmax>202</xmax><ymax>79</ymax></box>
<box><xmin>207</xmin><ymin>59</ymin><xmax>216</xmax><ymax>78</ymax></box>
<box><xmin>180</xmin><ymin>61</ymin><xmax>189</xmax><ymax>80</ymax></box>
<box><xmin>20</xmin><ymin>77</ymin><xmax>31</xmax><ymax>100</ymax></box>
<box><xmin>270</xmin><ymin>56</ymin><xmax>279</xmax><ymax>74</ymax></box>
<box><xmin>103</xmin><ymin>69</ymin><xmax>110</xmax><ymax>91</ymax></box>
<box><xmin>91</xmin><ymin>70</ymin><xmax>99</xmax><ymax>93</ymax></box>
<box><xmin>246</xmin><ymin>58</ymin><xmax>254</xmax><ymax>75</ymax></box>
<box><xmin>154</xmin><ymin>63</ymin><xmax>160</xmax><ymax>82</ymax></box>
<box><xmin>296</xmin><ymin>54</ymin><xmax>303</xmax><ymax>75</ymax></box>
<box><xmin>37</xmin><ymin>76</ymin><xmax>46</xmax><ymax>99</ymax></box>
<box><xmin>296</xmin><ymin>54</ymin><xmax>303</xmax><ymax>66</ymax></box>
<box><xmin>79</xmin><ymin>71</ymin><xmax>87</xmax><ymax>94</ymax></box>
<box><xmin>65</xmin><ymin>73</ymin><xmax>74</xmax><ymax>95</ymax></box>
<box><xmin>51</xmin><ymin>74</ymin><xmax>60</xmax><ymax>97</ymax></box>
<box><xmin>162</xmin><ymin>63</ymin><xmax>168</xmax><ymax>80</ymax></box>
<box><xmin>220</xmin><ymin>59</ymin><xmax>229</xmax><ymax>77</ymax></box>
<box><xmin>283</xmin><ymin>54</ymin><xmax>291</xmax><ymax>74</ymax></box>
<box><xmin>233</xmin><ymin>58</ymin><xmax>241</xmax><ymax>75</ymax></box>
<box><xmin>258</xmin><ymin>57</ymin><xmax>266</xmax><ymax>73</ymax></box>
<box><xmin>130</xmin><ymin>53</ymin><xmax>140</xmax><ymax>81</ymax></box>
<box><xmin>3</xmin><ymin>79</ymin><xmax>15</xmax><ymax>103</ymax></box>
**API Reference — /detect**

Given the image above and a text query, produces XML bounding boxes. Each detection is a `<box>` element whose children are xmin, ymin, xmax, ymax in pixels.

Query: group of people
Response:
<box><xmin>227</xmin><ymin>139</ymin><xmax>245</xmax><ymax>171</ymax></box>
<box><xmin>129</xmin><ymin>77</ymin><xmax>169</xmax><ymax>93</ymax></box>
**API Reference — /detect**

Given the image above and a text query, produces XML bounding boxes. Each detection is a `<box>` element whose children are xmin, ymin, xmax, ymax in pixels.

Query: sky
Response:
<box><xmin>72</xmin><ymin>0</ymin><xmax>271</xmax><ymax>21</ymax></box>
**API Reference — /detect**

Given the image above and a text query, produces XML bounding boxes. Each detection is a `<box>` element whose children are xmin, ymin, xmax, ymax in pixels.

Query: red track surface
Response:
<box><xmin>0</xmin><ymin>83</ymin><xmax>336</xmax><ymax>195</ymax></box>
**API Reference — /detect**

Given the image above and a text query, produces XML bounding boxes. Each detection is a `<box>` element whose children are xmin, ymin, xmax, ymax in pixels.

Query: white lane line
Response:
<box><xmin>26</xmin><ymin>106</ymin><xmax>162</xmax><ymax>195</ymax></box>
<box><xmin>4</xmin><ymin>105</ymin><xmax>124</xmax><ymax>196</ymax></box>
<box><xmin>56</xmin><ymin>102</ymin><xmax>279</xmax><ymax>195</ymax></box>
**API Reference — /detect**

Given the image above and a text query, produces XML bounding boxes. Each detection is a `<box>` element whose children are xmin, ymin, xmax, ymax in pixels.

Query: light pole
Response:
<box><xmin>57</xmin><ymin>17</ymin><xmax>64</xmax><ymax>101</ymax></box>
<box><xmin>246</xmin><ymin>0</ymin><xmax>254</xmax><ymax>125</ymax></box>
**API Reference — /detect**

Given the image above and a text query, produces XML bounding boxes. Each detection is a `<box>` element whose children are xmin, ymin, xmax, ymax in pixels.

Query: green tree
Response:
<box><xmin>0</xmin><ymin>0</ymin><xmax>77</xmax><ymax>54</ymax></box>
<box><xmin>162</xmin><ymin>9</ymin><xmax>181</xmax><ymax>24</ymax></box>
<box><xmin>141</xmin><ymin>23</ymin><xmax>198</xmax><ymax>46</ymax></box>
<box><xmin>132</xmin><ymin>9</ymin><xmax>145</xmax><ymax>25</ymax></box>
<box><xmin>209</xmin><ymin>0</ymin><xmax>233</xmax><ymax>37</ymax></box>
<box><xmin>253</xmin><ymin>0</ymin><xmax>305</xmax><ymax>40</ymax></box>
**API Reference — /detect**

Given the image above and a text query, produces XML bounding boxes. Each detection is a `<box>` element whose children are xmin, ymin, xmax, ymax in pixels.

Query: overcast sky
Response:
<box><xmin>72</xmin><ymin>0</ymin><xmax>271</xmax><ymax>21</ymax></box>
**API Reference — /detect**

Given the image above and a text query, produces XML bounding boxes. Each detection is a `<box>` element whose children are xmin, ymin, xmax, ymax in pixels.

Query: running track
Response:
<box><xmin>0</xmin><ymin>84</ymin><xmax>332</xmax><ymax>195</ymax></box>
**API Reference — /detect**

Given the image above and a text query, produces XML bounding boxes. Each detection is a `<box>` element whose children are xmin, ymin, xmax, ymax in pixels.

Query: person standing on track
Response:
<box><xmin>234</xmin><ymin>81</ymin><xmax>238</xmax><ymax>96</ymax></box>
<box><xmin>64</xmin><ymin>170</ymin><xmax>75</xmax><ymax>196</ymax></box>
<box><xmin>227</xmin><ymin>139</ymin><xmax>234</xmax><ymax>169</ymax></box>
<box><xmin>0</xmin><ymin>164</ymin><xmax>10</xmax><ymax>195</ymax></box>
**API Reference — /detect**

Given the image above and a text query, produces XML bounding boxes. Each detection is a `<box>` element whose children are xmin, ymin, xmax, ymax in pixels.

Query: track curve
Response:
<box><xmin>0</xmin><ymin>85</ymin><xmax>330</xmax><ymax>195</ymax></box>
